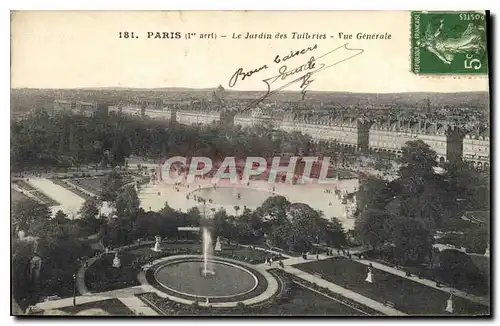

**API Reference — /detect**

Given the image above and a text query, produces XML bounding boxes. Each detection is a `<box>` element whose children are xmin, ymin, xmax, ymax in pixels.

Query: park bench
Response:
<box><xmin>313</xmin><ymin>272</ymin><xmax>322</xmax><ymax>279</ymax></box>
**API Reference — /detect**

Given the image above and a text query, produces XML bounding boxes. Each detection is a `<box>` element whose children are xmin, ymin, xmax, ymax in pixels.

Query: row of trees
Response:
<box><xmin>354</xmin><ymin>140</ymin><xmax>489</xmax><ymax>266</ymax></box>
<box><xmin>11</xmin><ymin>110</ymin><xmax>359</xmax><ymax>173</ymax></box>
<box><xmin>99</xmin><ymin>194</ymin><xmax>347</xmax><ymax>253</ymax></box>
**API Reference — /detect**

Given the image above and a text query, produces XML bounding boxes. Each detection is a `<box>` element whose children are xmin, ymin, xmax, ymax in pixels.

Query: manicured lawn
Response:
<box><xmin>11</xmin><ymin>189</ymin><xmax>36</xmax><ymax>204</ymax></box>
<box><xmin>52</xmin><ymin>178</ymin><xmax>94</xmax><ymax>200</ymax></box>
<box><xmin>12</xmin><ymin>180</ymin><xmax>37</xmax><ymax>191</ymax></box>
<box><xmin>139</xmin><ymin>283</ymin><xmax>365</xmax><ymax>316</ymax></box>
<box><xmin>295</xmin><ymin>258</ymin><xmax>490</xmax><ymax>316</ymax></box>
<box><xmin>72</xmin><ymin>176</ymin><xmax>134</xmax><ymax>196</ymax></box>
<box><xmin>11</xmin><ymin>182</ymin><xmax>59</xmax><ymax>206</ymax></box>
<box><xmin>85</xmin><ymin>256</ymin><xmax>142</xmax><ymax>293</ymax></box>
<box><xmin>72</xmin><ymin>178</ymin><xmax>105</xmax><ymax>196</ymax></box>
<box><xmin>30</xmin><ymin>190</ymin><xmax>60</xmax><ymax>207</ymax></box>
<box><xmin>255</xmin><ymin>282</ymin><xmax>365</xmax><ymax>316</ymax></box>
<box><xmin>59</xmin><ymin>298</ymin><xmax>135</xmax><ymax>316</ymax></box>
<box><xmin>84</xmin><ymin>245</ymin><xmax>176</xmax><ymax>293</ymax></box>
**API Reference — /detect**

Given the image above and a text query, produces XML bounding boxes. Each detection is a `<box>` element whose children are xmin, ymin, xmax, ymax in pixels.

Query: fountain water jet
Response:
<box><xmin>201</xmin><ymin>227</ymin><xmax>215</xmax><ymax>276</ymax></box>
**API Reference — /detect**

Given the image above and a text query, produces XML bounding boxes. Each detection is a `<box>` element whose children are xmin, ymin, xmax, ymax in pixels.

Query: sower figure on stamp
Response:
<box><xmin>418</xmin><ymin>19</ymin><xmax>485</xmax><ymax>65</ymax></box>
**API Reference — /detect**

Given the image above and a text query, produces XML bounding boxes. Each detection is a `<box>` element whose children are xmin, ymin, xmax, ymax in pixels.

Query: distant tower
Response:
<box><xmin>426</xmin><ymin>97</ymin><xmax>431</xmax><ymax>114</ymax></box>
<box><xmin>141</xmin><ymin>101</ymin><xmax>146</xmax><ymax>117</ymax></box>
<box><xmin>213</xmin><ymin>85</ymin><xmax>225</xmax><ymax>108</ymax></box>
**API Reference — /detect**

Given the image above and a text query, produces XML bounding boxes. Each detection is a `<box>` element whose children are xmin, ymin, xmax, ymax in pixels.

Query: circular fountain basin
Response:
<box><xmin>144</xmin><ymin>255</ymin><xmax>279</xmax><ymax>306</ymax></box>
<box><xmin>155</xmin><ymin>258</ymin><xmax>258</xmax><ymax>298</ymax></box>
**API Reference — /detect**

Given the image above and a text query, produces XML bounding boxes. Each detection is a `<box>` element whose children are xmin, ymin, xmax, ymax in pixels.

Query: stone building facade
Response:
<box><xmin>105</xmin><ymin>101</ymin><xmax>489</xmax><ymax>166</ymax></box>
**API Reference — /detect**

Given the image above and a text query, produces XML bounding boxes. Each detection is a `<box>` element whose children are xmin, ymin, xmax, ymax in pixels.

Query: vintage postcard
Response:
<box><xmin>11</xmin><ymin>11</ymin><xmax>490</xmax><ymax>317</ymax></box>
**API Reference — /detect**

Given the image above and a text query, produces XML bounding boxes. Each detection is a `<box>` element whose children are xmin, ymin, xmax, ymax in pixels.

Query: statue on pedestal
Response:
<box><xmin>365</xmin><ymin>267</ymin><xmax>373</xmax><ymax>283</ymax></box>
<box><xmin>112</xmin><ymin>252</ymin><xmax>121</xmax><ymax>268</ymax></box>
<box><xmin>445</xmin><ymin>294</ymin><xmax>453</xmax><ymax>313</ymax></box>
<box><xmin>152</xmin><ymin>235</ymin><xmax>162</xmax><ymax>252</ymax></box>
<box><xmin>28</xmin><ymin>256</ymin><xmax>42</xmax><ymax>284</ymax></box>
<box><xmin>484</xmin><ymin>242</ymin><xmax>490</xmax><ymax>257</ymax></box>
<box><xmin>214</xmin><ymin>237</ymin><xmax>222</xmax><ymax>252</ymax></box>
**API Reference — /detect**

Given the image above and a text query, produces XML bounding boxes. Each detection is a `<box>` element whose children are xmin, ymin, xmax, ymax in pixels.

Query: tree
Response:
<box><xmin>288</xmin><ymin>204</ymin><xmax>323</xmax><ymax>251</ymax></box>
<box><xmin>391</xmin><ymin>217</ymin><xmax>433</xmax><ymax>266</ymax></box>
<box><xmin>12</xmin><ymin>199</ymin><xmax>51</xmax><ymax>234</ymax></box>
<box><xmin>324</xmin><ymin>217</ymin><xmax>347</xmax><ymax>248</ymax></box>
<box><xmin>354</xmin><ymin>209</ymin><xmax>393</xmax><ymax>250</ymax></box>
<box><xmin>212</xmin><ymin>209</ymin><xmax>232</xmax><ymax>239</ymax></box>
<box><xmin>356</xmin><ymin>176</ymin><xmax>393</xmax><ymax>212</ymax></box>
<box><xmin>133</xmin><ymin>211</ymin><xmax>163</xmax><ymax>239</ymax></box>
<box><xmin>100</xmin><ymin>170</ymin><xmax>124</xmax><ymax>202</ymax></box>
<box><xmin>398</xmin><ymin>140</ymin><xmax>438</xmax><ymax>195</ymax></box>
<box><xmin>12</xmin><ymin>238</ymin><xmax>36</xmax><ymax>299</ymax></box>
<box><xmin>233</xmin><ymin>205</ymin><xmax>240</xmax><ymax>216</ymax></box>
<box><xmin>185</xmin><ymin>207</ymin><xmax>201</xmax><ymax>226</ymax></box>
<box><xmin>159</xmin><ymin>202</ymin><xmax>177</xmax><ymax>219</ymax></box>
<box><xmin>54</xmin><ymin>210</ymin><xmax>68</xmax><ymax>224</ymax></box>
<box><xmin>268</xmin><ymin>203</ymin><xmax>324</xmax><ymax>252</ymax></box>
<box><xmin>443</xmin><ymin>160</ymin><xmax>490</xmax><ymax>212</ymax></box>
<box><xmin>231</xmin><ymin>216</ymin><xmax>256</xmax><ymax>244</ymax></box>
<box><xmin>102</xmin><ymin>218</ymin><xmax>133</xmax><ymax>247</ymax></box>
<box><xmin>257</xmin><ymin>196</ymin><xmax>291</xmax><ymax>228</ymax></box>
<box><xmin>78</xmin><ymin>197</ymin><xmax>100</xmax><ymax>220</ymax></box>
<box><xmin>269</xmin><ymin>223</ymin><xmax>293</xmax><ymax>250</ymax></box>
<box><xmin>115</xmin><ymin>186</ymin><xmax>140</xmax><ymax>221</ymax></box>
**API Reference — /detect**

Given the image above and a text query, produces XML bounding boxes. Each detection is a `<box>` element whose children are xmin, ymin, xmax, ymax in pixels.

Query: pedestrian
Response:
<box><xmin>316</xmin><ymin>254</ymin><xmax>319</xmax><ymax>260</ymax></box>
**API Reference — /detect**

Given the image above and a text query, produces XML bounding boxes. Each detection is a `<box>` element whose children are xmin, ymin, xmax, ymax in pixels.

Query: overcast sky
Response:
<box><xmin>11</xmin><ymin>11</ymin><xmax>489</xmax><ymax>93</ymax></box>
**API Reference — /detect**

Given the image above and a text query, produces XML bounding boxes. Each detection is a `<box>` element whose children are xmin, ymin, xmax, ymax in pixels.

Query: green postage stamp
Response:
<box><xmin>411</xmin><ymin>11</ymin><xmax>488</xmax><ymax>75</ymax></box>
